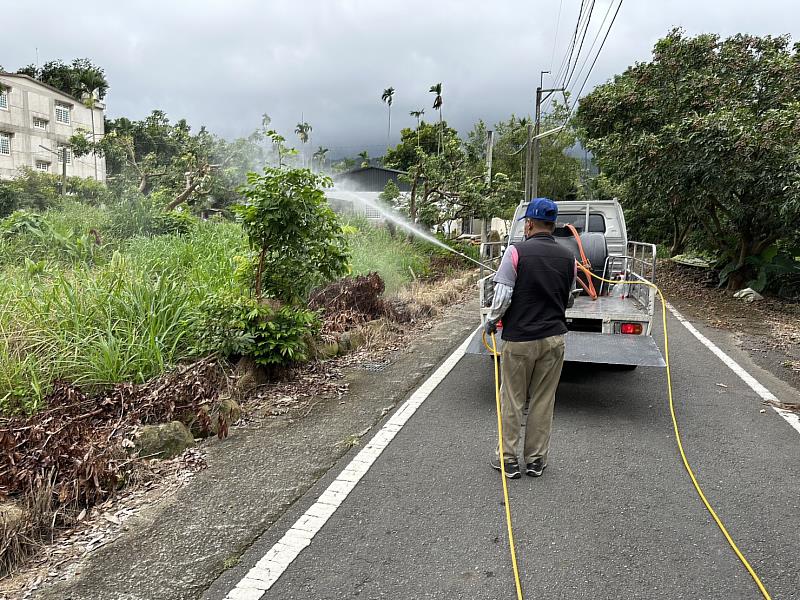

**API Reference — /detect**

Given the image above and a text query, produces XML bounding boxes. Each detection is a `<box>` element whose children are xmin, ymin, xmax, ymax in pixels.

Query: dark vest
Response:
<box><xmin>502</xmin><ymin>233</ymin><xmax>574</xmax><ymax>342</ymax></box>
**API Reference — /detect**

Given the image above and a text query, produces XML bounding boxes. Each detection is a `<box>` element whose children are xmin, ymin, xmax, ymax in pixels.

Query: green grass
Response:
<box><xmin>0</xmin><ymin>219</ymin><xmax>247</xmax><ymax>413</ymax></box>
<box><xmin>347</xmin><ymin>219</ymin><xmax>431</xmax><ymax>295</ymax></box>
<box><xmin>0</xmin><ymin>209</ymin><xmax>434</xmax><ymax>414</ymax></box>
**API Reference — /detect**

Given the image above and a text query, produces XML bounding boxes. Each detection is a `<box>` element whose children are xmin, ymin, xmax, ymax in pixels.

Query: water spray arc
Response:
<box><xmin>331</xmin><ymin>188</ymin><xmax>496</xmax><ymax>272</ymax></box>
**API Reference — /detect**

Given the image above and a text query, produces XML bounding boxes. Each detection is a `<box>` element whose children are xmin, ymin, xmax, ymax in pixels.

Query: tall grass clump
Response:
<box><xmin>0</xmin><ymin>220</ymin><xmax>247</xmax><ymax>414</ymax></box>
<box><xmin>346</xmin><ymin>218</ymin><xmax>431</xmax><ymax>295</ymax></box>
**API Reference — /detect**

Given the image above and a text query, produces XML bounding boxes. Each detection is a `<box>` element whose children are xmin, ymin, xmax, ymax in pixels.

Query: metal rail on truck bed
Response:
<box><xmin>468</xmin><ymin>240</ymin><xmax>665</xmax><ymax>367</ymax></box>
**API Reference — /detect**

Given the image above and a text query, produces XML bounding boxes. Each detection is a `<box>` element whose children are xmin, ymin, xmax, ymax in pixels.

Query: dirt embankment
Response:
<box><xmin>657</xmin><ymin>260</ymin><xmax>800</xmax><ymax>397</ymax></box>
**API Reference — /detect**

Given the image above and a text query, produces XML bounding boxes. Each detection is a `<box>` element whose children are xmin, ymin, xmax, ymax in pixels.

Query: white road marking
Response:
<box><xmin>222</xmin><ymin>327</ymin><xmax>480</xmax><ymax>599</ymax></box>
<box><xmin>666</xmin><ymin>302</ymin><xmax>800</xmax><ymax>436</ymax></box>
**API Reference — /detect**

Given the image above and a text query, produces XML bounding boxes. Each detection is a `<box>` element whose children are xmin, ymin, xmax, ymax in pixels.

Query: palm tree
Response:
<box><xmin>429</xmin><ymin>83</ymin><xmax>443</xmax><ymax>153</ymax></box>
<box><xmin>358</xmin><ymin>150</ymin><xmax>369</xmax><ymax>168</ymax></box>
<box><xmin>295</xmin><ymin>121</ymin><xmax>312</xmax><ymax>167</ymax></box>
<box><xmin>78</xmin><ymin>69</ymin><xmax>106</xmax><ymax>181</ymax></box>
<box><xmin>409</xmin><ymin>109</ymin><xmax>425</xmax><ymax>146</ymax></box>
<box><xmin>313</xmin><ymin>146</ymin><xmax>329</xmax><ymax>172</ymax></box>
<box><xmin>381</xmin><ymin>87</ymin><xmax>395</xmax><ymax>142</ymax></box>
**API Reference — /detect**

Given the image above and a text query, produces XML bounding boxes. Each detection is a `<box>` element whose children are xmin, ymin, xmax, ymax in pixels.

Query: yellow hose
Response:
<box><xmin>488</xmin><ymin>331</ymin><xmax>525</xmax><ymax>600</ymax></box>
<box><xmin>482</xmin><ymin>270</ymin><xmax>772</xmax><ymax>600</ymax></box>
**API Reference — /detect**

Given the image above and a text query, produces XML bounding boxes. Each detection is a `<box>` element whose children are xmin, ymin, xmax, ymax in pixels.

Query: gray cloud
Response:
<box><xmin>3</xmin><ymin>0</ymin><xmax>798</xmax><ymax>157</ymax></box>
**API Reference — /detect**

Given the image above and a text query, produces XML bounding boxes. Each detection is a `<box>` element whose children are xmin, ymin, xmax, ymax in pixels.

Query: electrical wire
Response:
<box><xmin>567</xmin><ymin>0</ymin><xmax>619</xmax><ymax>99</ymax></box>
<box><xmin>548</xmin><ymin>0</ymin><xmax>565</xmax><ymax>75</ymax></box>
<box><xmin>545</xmin><ymin>0</ymin><xmax>590</xmax><ymax>115</ymax></box>
<box><xmin>567</xmin><ymin>0</ymin><xmax>624</xmax><ymax>119</ymax></box>
<box><xmin>559</xmin><ymin>0</ymin><xmax>587</xmax><ymax>89</ymax></box>
<box><xmin>563</xmin><ymin>0</ymin><xmax>597</xmax><ymax>91</ymax></box>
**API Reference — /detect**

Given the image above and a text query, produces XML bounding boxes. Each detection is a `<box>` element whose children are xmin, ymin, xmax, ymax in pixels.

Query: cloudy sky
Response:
<box><xmin>3</xmin><ymin>1</ymin><xmax>798</xmax><ymax>157</ymax></box>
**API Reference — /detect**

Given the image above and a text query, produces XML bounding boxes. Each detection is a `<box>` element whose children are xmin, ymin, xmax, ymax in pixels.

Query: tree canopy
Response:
<box><xmin>17</xmin><ymin>59</ymin><xmax>109</xmax><ymax>100</ymax></box>
<box><xmin>576</xmin><ymin>29</ymin><xmax>800</xmax><ymax>291</ymax></box>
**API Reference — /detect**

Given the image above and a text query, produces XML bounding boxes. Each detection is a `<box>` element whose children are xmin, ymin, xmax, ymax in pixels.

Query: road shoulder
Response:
<box><xmin>32</xmin><ymin>300</ymin><xmax>480</xmax><ymax>600</ymax></box>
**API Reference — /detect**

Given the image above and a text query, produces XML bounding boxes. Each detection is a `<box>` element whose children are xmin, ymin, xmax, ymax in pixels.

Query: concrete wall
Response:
<box><xmin>0</xmin><ymin>74</ymin><xmax>106</xmax><ymax>182</ymax></box>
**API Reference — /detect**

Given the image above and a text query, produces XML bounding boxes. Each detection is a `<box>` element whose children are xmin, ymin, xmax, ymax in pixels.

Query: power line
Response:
<box><xmin>548</xmin><ymin>0</ymin><xmax>565</xmax><ymax>74</ymax></box>
<box><xmin>568</xmin><ymin>0</ymin><xmax>623</xmax><ymax>114</ymax></box>
<box><xmin>544</xmin><ymin>0</ymin><xmax>624</xmax><ymax>146</ymax></box>
<box><xmin>559</xmin><ymin>0</ymin><xmax>588</xmax><ymax>89</ymax></box>
<box><xmin>563</xmin><ymin>0</ymin><xmax>597</xmax><ymax>91</ymax></box>
<box><xmin>545</xmin><ymin>0</ymin><xmax>590</xmax><ymax>115</ymax></box>
<box><xmin>567</xmin><ymin>0</ymin><xmax>619</xmax><ymax>99</ymax></box>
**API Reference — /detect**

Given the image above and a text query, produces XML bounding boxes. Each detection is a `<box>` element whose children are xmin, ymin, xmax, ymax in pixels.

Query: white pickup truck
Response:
<box><xmin>467</xmin><ymin>199</ymin><xmax>665</xmax><ymax>368</ymax></box>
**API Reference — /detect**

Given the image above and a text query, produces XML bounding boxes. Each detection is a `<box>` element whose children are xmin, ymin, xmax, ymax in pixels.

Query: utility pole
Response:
<box><xmin>525</xmin><ymin>71</ymin><xmax>564</xmax><ymax>201</ymax></box>
<box><xmin>481</xmin><ymin>129</ymin><xmax>494</xmax><ymax>258</ymax></box>
<box><xmin>39</xmin><ymin>144</ymin><xmax>67</xmax><ymax>195</ymax></box>
<box><xmin>61</xmin><ymin>146</ymin><xmax>67</xmax><ymax>196</ymax></box>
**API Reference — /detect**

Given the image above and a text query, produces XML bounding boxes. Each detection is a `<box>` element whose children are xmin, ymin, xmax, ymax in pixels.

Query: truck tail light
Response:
<box><xmin>620</xmin><ymin>323</ymin><xmax>643</xmax><ymax>335</ymax></box>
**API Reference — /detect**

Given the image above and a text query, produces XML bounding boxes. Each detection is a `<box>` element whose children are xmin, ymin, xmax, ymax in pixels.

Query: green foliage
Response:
<box><xmin>73</xmin><ymin>110</ymin><xmax>270</xmax><ymax>213</ymax></box>
<box><xmin>235</xmin><ymin>167</ymin><xmax>349</xmax><ymax>302</ymax></box>
<box><xmin>0</xmin><ymin>219</ymin><xmax>245</xmax><ymax>413</ymax></box>
<box><xmin>576</xmin><ymin>29</ymin><xmax>800</xmax><ymax>291</ymax></box>
<box><xmin>194</xmin><ymin>291</ymin><xmax>320</xmax><ymax>366</ymax></box>
<box><xmin>346</xmin><ymin>217</ymin><xmax>430</xmax><ymax>294</ymax></box>
<box><xmin>108</xmin><ymin>192</ymin><xmax>197</xmax><ymax>238</ymax></box>
<box><xmin>16</xmin><ymin>58</ymin><xmax>108</xmax><ymax>99</ymax></box>
<box><xmin>0</xmin><ymin>208</ymin><xmax>105</xmax><ymax>266</ymax></box>
<box><xmin>490</xmin><ymin>106</ymin><xmax>580</xmax><ymax>202</ymax></box>
<box><xmin>0</xmin><ymin>182</ymin><xmax>17</xmax><ymax>218</ymax></box>
<box><xmin>4</xmin><ymin>168</ymin><xmax>61</xmax><ymax>211</ymax></box>
<box><xmin>384</xmin><ymin>121</ymin><xmax>457</xmax><ymax>171</ymax></box>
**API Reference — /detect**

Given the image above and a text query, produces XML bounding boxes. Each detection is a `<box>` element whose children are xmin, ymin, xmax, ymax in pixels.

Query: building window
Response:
<box><xmin>33</xmin><ymin>116</ymin><xmax>48</xmax><ymax>130</ymax></box>
<box><xmin>0</xmin><ymin>133</ymin><xmax>10</xmax><ymax>156</ymax></box>
<box><xmin>364</xmin><ymin>205</ymin><xmax>381</xmax><ymax>219</ymax></box>
<box><xmin>55</xmin><ymin>102</ymin><xmax>71</xmax><ymax>124</ymax></box>
<box><xmin>0</xmin><ymin>90</ymin><xmax>7</xmax><ymax>110</ymax></box>
<box><xmin>56</xmin><ymin>146</ymin><xmax>71</xmax><ymax>164</ymax></box>
<box><xmin>35</xmin><ymin>160</ymin><xmax>50</xmax><ymax>172</ymax></box>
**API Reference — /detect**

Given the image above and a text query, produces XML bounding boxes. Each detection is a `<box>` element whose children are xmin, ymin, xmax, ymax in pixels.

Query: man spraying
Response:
<box><xmin>485</xmin><ymin>198</ymin><xmax>576</xmax><ymax>479</ymax></box>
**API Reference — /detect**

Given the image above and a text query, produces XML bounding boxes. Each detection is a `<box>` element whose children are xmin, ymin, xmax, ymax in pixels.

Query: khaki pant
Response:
<box><xmin>497</xmin><ymin>335</ymin><xmax>565</xmax><ymax>464</ymax></box>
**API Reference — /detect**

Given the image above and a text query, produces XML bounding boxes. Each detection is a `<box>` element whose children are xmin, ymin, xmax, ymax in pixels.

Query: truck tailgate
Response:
<box><xmin>465</xmin><ymin>330</ymin><xmax>665</xmax><ymax>367</ymax></box>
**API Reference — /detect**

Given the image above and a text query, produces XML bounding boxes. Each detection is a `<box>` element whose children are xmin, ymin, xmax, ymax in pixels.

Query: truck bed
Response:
<box><xmin>568</xmin><ymin>295</ymin><xmax>650</xmax><ymax>324</ymax></box>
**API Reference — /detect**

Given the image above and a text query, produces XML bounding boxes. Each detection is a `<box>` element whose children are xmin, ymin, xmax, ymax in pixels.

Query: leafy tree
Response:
<box><xmin>357</xmin><ymin>150</ymin><xmax>370</xmax><ymax>168</ymax></box>
<box><xmin>17</xmin><ymin>59</ymin><xmax>108</xmax><ymax>99</ymax></box>
<box><xmin>490</xmin><ymin>106</ymin><xmax>580</xmax><ymax>203</ymax></box>
<box><xmin>381</xmin><ymin>87</ymin><xmax>395</xmax><ymax>140</ymax></box>
<box><xmin>332</xmin><ymin>157</ymin><xmax>356</xmax><ymax>173</ymax></box>
<box><xmin>384</xmin><ymin>121</ymin><xmax>457</xmax><ymax>171</ymax></box>
<box><xmin>234</xmin><ymin>167</ymin><xmax>349</xmax><ymax>302</ymax></box>
<box><xmin>576</xmin><ymin>29</ymin><xmax>800</xmax><ymax>289</ymax></box>
<box><xmin>71</xmin><ymin>110</ymin><xmax>269</xmax><ymax>212</ymax></box>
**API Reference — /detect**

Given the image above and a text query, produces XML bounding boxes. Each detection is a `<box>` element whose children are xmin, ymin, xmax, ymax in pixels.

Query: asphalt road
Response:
<box><xmin>208</xmin><ymin>310</ymin><xmax>799</xmax><ymax>600</ymax></box>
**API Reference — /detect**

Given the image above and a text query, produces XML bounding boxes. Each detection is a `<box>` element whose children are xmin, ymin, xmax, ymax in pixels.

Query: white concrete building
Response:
<box><xmin>0</xmin><ymin>73</ymin><xmax>106</xmax><ymax>181</ymax></box>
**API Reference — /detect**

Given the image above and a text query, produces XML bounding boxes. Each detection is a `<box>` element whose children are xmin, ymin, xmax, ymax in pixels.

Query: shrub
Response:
<box><xmin>109</xmin><ymin>192</ymin><xmax>197</xmax><ymax>239</ymax></box>
<box><xmin>194</xmin><ymin>291</ymin><xmax>320</xmax><ymax>366</ymax></box>
<box><xmin>7</xmin><ymin>168</ymin><xmax>60</xmax><ymax>211</ymax></box>
<box><xmin>0</xmin><ymin>182</ymin><xmax>18</xmax><ymax>218</ymax></box>
<box><xmin>234</xmin><ymin>167</ymin><xmax>349</xmax><ymax>302</ymax></box>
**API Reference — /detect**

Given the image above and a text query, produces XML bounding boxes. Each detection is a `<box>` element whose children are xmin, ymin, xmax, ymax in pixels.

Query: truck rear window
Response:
<box><xmin>558</xmin><ymin>213</ymin><xmax>606</xmax><ymax>233</ymax></box>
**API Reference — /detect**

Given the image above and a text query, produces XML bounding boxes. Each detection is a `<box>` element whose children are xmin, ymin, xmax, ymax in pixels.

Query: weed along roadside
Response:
<box><xmin>0</xmin><ymin>163</ymin><xmax>480</xmax><ymax>594</ymax></box>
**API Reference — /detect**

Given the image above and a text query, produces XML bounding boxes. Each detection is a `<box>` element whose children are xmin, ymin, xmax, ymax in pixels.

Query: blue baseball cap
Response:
<box><xmin>518</xmin><ymin>197</ymin><xmax>558</xmax><ymax>222</ymax></box>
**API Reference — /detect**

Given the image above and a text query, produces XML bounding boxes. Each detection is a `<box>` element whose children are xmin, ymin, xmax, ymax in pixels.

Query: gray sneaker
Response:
<box><xmin>491</xmin><ymin>457</ymin><xmax>521</xmax><ymax>479</ymax></box>
<box><xmin>525</xmin><ymin>459</ymin><xmax>546</xmax><ymax>477</ymax></box>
